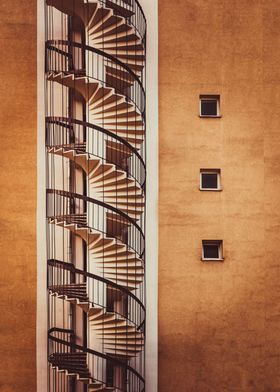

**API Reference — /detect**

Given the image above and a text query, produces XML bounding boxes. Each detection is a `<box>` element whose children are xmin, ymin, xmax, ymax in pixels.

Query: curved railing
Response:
<box><xmin>46</xmin><ymin>116</ymin><xmax>146</xmax><ymax>188</ymax></box>
<box><xmin>46</xmin><ymin>1</ymin><xmax>146</xmax><ymax>389</ymax></box>
<box><xmin>48</xmin><ymin>259</ymin><xmax>145</xmax><ymax>329</ymax></box>
<box><xmin>48</xmin><ymin>328</ymin><xmax>145</xmax><ymax>392</ymax></box>
<box><xmin>46</xmin><ymin>0</ymin><xmax>146</xmax><ymax>52</ymax></box>
<box><xmin>46</xmin><ymin>40</ymin><xmax>145</xmax><ymax>115</ymax></box>
<box><xmin>47</xmin><ymin>189</ymin><xmax>145</xmax><ymax>258</ymax></box>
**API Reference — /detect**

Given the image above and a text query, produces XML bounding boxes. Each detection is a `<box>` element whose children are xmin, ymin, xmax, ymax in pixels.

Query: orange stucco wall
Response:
<box><xmin>159</xmin><ymin>1</ymin><xmax>280</xmax><ymax>391</ymax></box>
<box><xmin>2</xmin><ymin>0</ymin><xmax>280</xmax><ymax>391</ymax></box>
<box><xmin>0</xmin><ymin>1</ymin><xmax>37</xmax><ymax>391</ymax></box>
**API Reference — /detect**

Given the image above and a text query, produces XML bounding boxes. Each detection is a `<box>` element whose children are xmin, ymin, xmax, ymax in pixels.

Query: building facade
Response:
<box><xmin>159</xmin><ymin>1</ymin><xmax>280</xmax><ymax>391</ymax></box>
<box><xmin>2</xmin><ymin>1</ymin><xmax>280</xmax><ymax>392</ymax></box>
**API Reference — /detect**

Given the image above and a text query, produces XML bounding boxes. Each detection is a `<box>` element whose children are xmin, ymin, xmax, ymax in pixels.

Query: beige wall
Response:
<box><xmin>0</xmin><ymin>1</ymin><xmax>37</xmax><ymax>391</ymax></box>
<box><xmin>159</xmin><ymin>1</ymin><xmax>280</xmax><ymax>391</ymax></box>
<box><xmin>2</xmin><ymin>0</ymin><xmax>280</xmax><ymax>391</ymax></box>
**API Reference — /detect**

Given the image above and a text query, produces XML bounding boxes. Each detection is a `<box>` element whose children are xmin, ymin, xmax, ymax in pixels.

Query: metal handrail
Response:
<box><xmin>47</xmin><ymin>188</ymin><xmax>144</xmax><ymax>236</ymax></box>
<box><xmin>45</xmin><ymin>2</ymin><xmax>146</xmax><ymax>389</ymax></box>
<box><xmin>46</xmin><ymin>116</ymin><xmax>146</xmax><ymax>187</ymax></box>
<box><xmin>47</xmin><ymin>39</ymin><xmax>145</xmax><ymax>93</ymax></box>
<box><xmin>47</xmin><ymin>189</ymin><xmax>145</xmax><ymax>257</ymax></box>
<box><xmin>48</xmin><ymin>258</ymin><xmax>145</xmax><ymax>329</ymax></box>
<box><xmin>48</xmin><ymin>258</ymin><xmax>145</xmax><ymax>312</ymax></box>
<box><xmin>48</xmin><ymin>327</ymin><xmax>145</xmax><ymax>383</ymax></box>
<box><xmin>46</xmin><ymin>40</ymin><xmax>145</xmax><ymax>114</ymax></box>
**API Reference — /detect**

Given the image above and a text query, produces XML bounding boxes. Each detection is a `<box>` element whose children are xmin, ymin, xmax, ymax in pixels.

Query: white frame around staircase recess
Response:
<box><xmin>140</xmin><ymin>1</ymin><xmax>158</xmax><ymax>392</ymax></box>
<box><xmin>37</xmin><ymin>1</ymin><xmax>47</xmax><ymax>391</ymax></box>
<box><xmin>37</xmin><ymin>1</ymin><xmax>159</xmax><ymax>392</ymax></box>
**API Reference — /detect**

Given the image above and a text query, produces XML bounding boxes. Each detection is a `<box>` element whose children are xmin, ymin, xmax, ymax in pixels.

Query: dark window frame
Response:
<box><xmin>199</xmin><ymin>95</ymin><xmax>221</xmax><ymax>118</ymax></box>
<box><xmin>202</xmin><ymin>240</ymin><xmax>223</xmax><ymax>261</ymax></box>
<box><xmin>200</xmin><ymin>169</ymin><xmax>221</xmax><ymax>191</ymax></box>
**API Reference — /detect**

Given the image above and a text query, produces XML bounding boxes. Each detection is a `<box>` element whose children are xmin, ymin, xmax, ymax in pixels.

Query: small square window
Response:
<box><xmin>200</xmin><ymin>169</ymin><xmax>221</xmax><ymax>191</ymax></box>
<box><xmin>200</xmin><ymin>95</ymin><xmax>220</xmax><ymax>117</ymax></box>
<box><xmin>202</xmin><ymin>240</ymin><xmax>223</xmax><ymax>261</ymax></box>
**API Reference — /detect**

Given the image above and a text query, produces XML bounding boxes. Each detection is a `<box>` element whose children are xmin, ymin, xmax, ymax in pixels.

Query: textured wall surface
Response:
<box><xmin>0</xmin><ymin>1</ymin><xmax>37</xmax><ymax>391</ymax></box>
<box><xmin>159</xmin><ymin>1</ymin><xmax>280</xmax><ymax>391</ymax></box>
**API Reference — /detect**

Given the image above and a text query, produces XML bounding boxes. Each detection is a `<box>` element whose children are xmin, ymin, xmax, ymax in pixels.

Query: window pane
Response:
<box><xmin>201</xmin><ymin>173</ymin><xmax>218</xmax><ymax>189</ymax></box>
<box><xmin>201</xmin><ymin>100</ymin><xmax>217</xmax><ymax>116</ymax></box>
<box><xmin>204</xmin><ymin>244</ymin><xmax>219</xmax><ymax>259</ymax></box>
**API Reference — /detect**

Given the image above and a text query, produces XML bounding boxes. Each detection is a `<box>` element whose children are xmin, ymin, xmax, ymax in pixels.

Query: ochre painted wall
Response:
<box><xmin>0</xmin><ymin>1</ymin><xmax>37</xmax><ymax>391</ymax></box>
<box><xmin>159</xmin><ymin>1</ymin><xmax>280</xmax><ymax>391</ymax></box>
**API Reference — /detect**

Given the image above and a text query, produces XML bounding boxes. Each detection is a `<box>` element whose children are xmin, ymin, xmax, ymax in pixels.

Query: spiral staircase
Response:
<box><xmin>47</xmin><ymin>122</ymin><xmax>145</xmax><ymax>218</ymax></box>
<box><xmin>46</xmin><ymin>69</ymin><xmax>145</xmax><ymax>150</ymax></box>
<box><xmin>46</xmin><ymin>0</ymin><xmax>145</xmax><ymax>75</ymax></box>
<box><xmin>47</xmin><ymin>193</ymin><xmax>144</xmax><ymax>289</ymax></box>
<box><xmin>45</xmin><ymin>1</ymin><xmax>146</xmax><ymax>391</ymax></box>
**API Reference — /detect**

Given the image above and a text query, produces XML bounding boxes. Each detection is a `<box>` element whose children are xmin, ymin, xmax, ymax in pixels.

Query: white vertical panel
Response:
<box><xmin>140</xmin><ymin>1</ymin><xmax>159</xmax><ymax>392</ymax></box>
<box><xmin>37</xmin><ymin>0</ymin><xmax>48</xmax><ymax>391</ymax></box>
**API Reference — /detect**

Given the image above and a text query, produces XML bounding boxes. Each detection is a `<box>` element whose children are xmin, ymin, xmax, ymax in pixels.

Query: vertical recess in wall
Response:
<box><xmin>44</xmin><ymin>0</ymin><xmax>147</xmax><ymax>391</ymax></box>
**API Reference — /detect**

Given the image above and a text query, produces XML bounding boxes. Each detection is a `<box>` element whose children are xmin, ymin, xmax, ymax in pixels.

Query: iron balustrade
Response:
<box><xmin>45</xmin><ymin>0</ymin><xmax>146</xmax><ymax>389</ymax></box>
<box><xmin>48</xmin><ymin>328</ymin><xmax>145</xmax><ymax>392</ymax></box>
<box><xmin>48</xmin><ymin>259</ymin><xmax>145</xmax><ymax>329</ymax></box>
<box><xmin>46</xmin><ymin>116</ymin><xmax>146</xmax><ymax>188</ymax></box>
<box><xmin>46</xmin><ymin>0</ymin><xmax>146</xmax><ymax>58</ymax></box>
<box><xmin>46</xmin><ymin>189</ymin><xmax>145</xmax><ymax>258</ymax></box>
<box><xmin>46</xmin><ymin>40</ymin><xmax>145</xmax><ymax>115</ymax></box>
